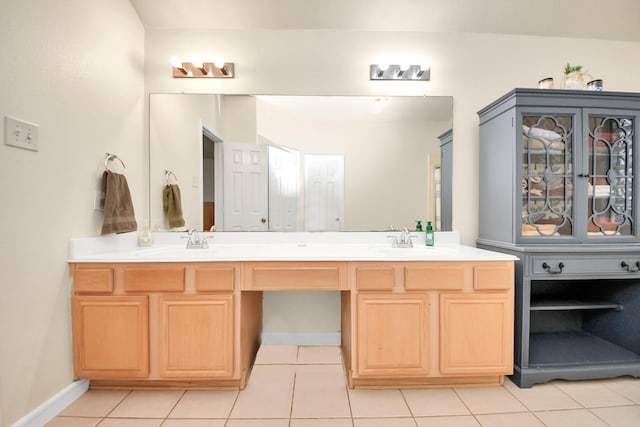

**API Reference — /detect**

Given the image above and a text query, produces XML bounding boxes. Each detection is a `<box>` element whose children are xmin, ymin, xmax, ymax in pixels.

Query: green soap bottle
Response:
<box><xmin>415</xmin><ymin>220</ymin><xmax>423</xmax><ymax>231</ymax></box>
<box><xmin>425</xmin><ymin>221</ymin><xmax>434</xmax><ymax>246</ymax></box>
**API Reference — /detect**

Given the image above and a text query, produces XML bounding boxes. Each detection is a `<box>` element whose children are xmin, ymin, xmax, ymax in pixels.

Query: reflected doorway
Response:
<box><xmin>202</xmin><ymin>127</ymin><xmax>223</xmax><ymax>232</ymax></box>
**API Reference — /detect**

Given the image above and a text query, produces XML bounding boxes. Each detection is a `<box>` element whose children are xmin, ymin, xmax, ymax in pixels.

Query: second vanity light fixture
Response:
<box><xmin>171</xmin><ymin>56</ymin><xmax>235</xmax><ymax>78</ymax></box>
<box><xmin>370</xmin><ymin>64</ymin><xmax>430</xmax><ymax>81</ymax></box>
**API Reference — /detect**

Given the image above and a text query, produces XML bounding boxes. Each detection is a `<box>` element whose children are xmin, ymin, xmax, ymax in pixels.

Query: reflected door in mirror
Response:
<box><xmin>304</xmin><ymin>155</ymin><xmax>345</xmax><ymax>231</ymax></box>
<box><xmin>222</xmin><ymin>143</ymin><xmax>269</xmax><ymax>231</ymax></box>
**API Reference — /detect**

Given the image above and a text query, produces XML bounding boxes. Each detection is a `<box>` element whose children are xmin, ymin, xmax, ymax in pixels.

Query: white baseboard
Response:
<box><xmin>11</xmin><ymin>380</ymin><xmax>89</xmax><ymax>427</ymax></box>
<box><xmin>261</xmin><ymin>332</ymin><xmax>341</xmax><ymax>346</ymax></box>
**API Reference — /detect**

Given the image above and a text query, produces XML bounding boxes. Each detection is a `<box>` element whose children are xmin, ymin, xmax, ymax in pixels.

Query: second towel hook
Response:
<box><xmin>165</xmin><ymin>170</ymin><xmax>178</xmax><ymax>184</ymax></box>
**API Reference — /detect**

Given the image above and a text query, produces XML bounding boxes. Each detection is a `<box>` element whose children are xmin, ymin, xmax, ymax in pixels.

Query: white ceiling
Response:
<box><xmin>129</xmin><ymin>0</ymin><xmax>640</xmax><ymax>42</ymax></box>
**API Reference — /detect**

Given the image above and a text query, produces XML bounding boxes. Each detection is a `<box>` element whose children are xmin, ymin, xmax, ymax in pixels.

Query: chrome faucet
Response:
<box><xmin>185</xmin><ymin>229</ymin><xmax>209</xmax><ymax>249</ymax></box>
<box><xmin>387</xmin><ymin>227</ymin><xmax>415</xmax><ymax>248</ymax></box>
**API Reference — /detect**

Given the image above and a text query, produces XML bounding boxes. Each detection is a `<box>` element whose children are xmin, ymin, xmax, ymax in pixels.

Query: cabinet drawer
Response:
<box><xmin>123</xmin><ymin>265</ymin><xmax>185</xmax><ymax>292</ymax></box>
<box><xmin>74</xmin><ymin>267</ymin><xmax>114</xmax><ymax>293</ymax></box>
<box><xmin>355</xmin><ymin>266</ymin><xmax>396</xmax><ymax>291</ymax></box>
<box><xmin>405</xmin><ymin>263</ymin><xmax>464</xmax><ymax>290</ymax></box>
<box><xmin>243</xmin><ymin>262</ymin><xmax>347</xmax><ymax>290</ymax></box>
<box><xmin>195</xmin><ymin>266</ymin><xmax>236</xmax><ymax>292</ymax></box>
<box><xmin>530</xmin><ymin>255</ymin><xmax>640</xmax><ymax>278</ymax></box>
<box><xmin>474</xmin><ymin>263</ymin><xmax>513</xmax><ymax>290</ymax></box>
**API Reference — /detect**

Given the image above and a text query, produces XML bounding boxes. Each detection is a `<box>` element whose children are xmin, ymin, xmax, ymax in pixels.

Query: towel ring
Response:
<box><xmin>105</xmin><ymin>153</ymin><xmax>126</xmax><ymax>173</ymax></box>
<box><xmin>165</xmin><ymin>170</ymin><xmax>178</xmax><ymax>184</ymax></box>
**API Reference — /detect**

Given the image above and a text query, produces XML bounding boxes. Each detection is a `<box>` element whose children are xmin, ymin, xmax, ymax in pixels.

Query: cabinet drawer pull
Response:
<box><xmin>620</xmin><ymin>261</ymin><xmax>640</xmax><ymax>273</ymax></box>
<box><xmin>542</xmin><ymin>262</ymin><xmax>564</xmax><ymax>274</ymax></box>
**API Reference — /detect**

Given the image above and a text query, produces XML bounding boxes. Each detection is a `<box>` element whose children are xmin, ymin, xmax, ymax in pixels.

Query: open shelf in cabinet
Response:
<box><xmin>528</xmin><ymin>279</ymin><xmax>640</xmax><ymax>369</ymax></box>
<box><xmin>530</xmin><ymin>300</ymin><xmax>623</xmax><ymax>311</ymax></box>
<box><xmin>529</xmin><ymin>331</ymin><xmax>640</xmax><ymax>367</ymax></box>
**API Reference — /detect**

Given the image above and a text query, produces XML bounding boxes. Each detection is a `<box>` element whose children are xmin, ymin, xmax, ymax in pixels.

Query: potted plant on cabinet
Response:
<box><xmin>564</xmin><ymin>63</ymin><xmax>587</xmax><ymax>89</ymax></box>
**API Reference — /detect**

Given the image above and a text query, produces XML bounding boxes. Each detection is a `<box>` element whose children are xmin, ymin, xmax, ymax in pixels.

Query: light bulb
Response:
<box><xmin>170</xmin><ymin>56</ymin><xmax>183</xmax><ymax>68</ymax></box>
<box><xmin>213</xmin><ymin>57</ymin><xmax>225</xmax><ymax>69</ymax></box>
<box><xmin>191</xmin><ymin>57</ymin><xmax>203</xmax><ymax>69</ymax></box>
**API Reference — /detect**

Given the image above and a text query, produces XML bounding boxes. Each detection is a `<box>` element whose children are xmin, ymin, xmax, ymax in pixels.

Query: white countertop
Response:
<box><xmin>68</xmin><ymin>231</ymin><xmax>518</xmax><ymax>263</ymax></box>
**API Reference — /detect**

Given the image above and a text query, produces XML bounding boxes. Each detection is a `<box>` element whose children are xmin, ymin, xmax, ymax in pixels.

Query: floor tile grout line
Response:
<box><xmin>548</xmin><ymin>381</ymin><xmax>590</xmax><ymax>409</ymax></box>
<box><xmin>501</xmin><ymin>379</ymin><xmax>562</xmax><ymax>414</ymax></box>
<box><xmin>289</xmin><ymin>363</ymin><xmax>298</xmax><ymax>425</ymax></box>
<box><xmin>224</xmin><ymin>378</ymin><xmax>245</xmax><ymax>426</ymax></box>
<box><xmin>451</xmin><ymin>386</ymin><xmax>485</xmax><ymax>425</ymax></box>
<box><xmin>342</xmin><ymin>374</ymin><xmax>355</xmax><ymax>427</ymax></box>
<box><xmin>162</xmin><ymin>389</ymin><xmax>187</xmax><ymax>423</ymax></box>
<box><xmin>102</xmin><ymin>389</ymin><xmax>133</xmax><ymax>419</ymax></box>
<box><xmin>586</xmin><ymin>407</ymin><xmax>615</xmax><ymax>427</ymax></box>
<box><xmin>398</xmin><ymin>389</ymin><xmax>420</xmax><ymax>427</ymax></box>
<box><xmin>337</xmin><ymin>347</ymin><xmax>356</xmax><ymax>427</ymax></box>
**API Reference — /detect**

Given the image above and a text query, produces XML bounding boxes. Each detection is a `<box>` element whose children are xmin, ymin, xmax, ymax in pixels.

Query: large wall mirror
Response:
<box><xmin>149</xmin><ymin>94</ymin><xmax>452</xmax><ymax>232</ymax></box>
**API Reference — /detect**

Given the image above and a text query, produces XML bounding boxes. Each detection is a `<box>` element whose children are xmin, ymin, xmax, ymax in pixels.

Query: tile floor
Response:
<box><xmin>47</xmin><ymin>345</ymin><xmax>640</xmax><ymax>427</ymax></box>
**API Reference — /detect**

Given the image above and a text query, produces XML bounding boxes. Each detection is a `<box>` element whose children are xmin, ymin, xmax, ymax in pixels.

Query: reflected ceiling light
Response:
<box><xmin>370</xmin><ymin>64</ymin><xmax>430</xmax><ymax>81</ymax></box>
<box><xmin>170</xmin><ymin>56</ymin><xmax>235</xmax><ymax>78</ymax></box>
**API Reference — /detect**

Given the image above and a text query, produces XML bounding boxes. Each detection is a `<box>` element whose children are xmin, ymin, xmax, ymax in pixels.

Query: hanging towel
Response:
<box><xmin>163</xmin><ymin>184</ymin><xmax>185</xmax><ymax>228</ymax></box>
<box><xmin>101</xmin><ymin>170</ymin><xmax>137</xmax><ymax>234</ymax></box>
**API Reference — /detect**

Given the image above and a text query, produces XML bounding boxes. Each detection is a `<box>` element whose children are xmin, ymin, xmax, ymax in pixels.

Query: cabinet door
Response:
<box><xmin>583</xmin><ymin>112</ymin><xmax>635</xmax><ymax>239</ymax></box>
<box><xmin>159</xmin><ymin>295</ymin><xmax>234</xmax><ymax>378</ymax></box>
<box><xmin>440</xmin><ymin>293</ymin><xmax>513</xmax><ymax>375</ymax></box>
<box><xmin>356</xmin><ymin>293</ymin><xmax>429</xmax><ymax>377</ymax></box>
<box><xmin>72</xmin><ymin>296</ymin><xmax>149</xmax><ymax>379</ymax></box>
<box><xmin>520</xmin><ymin>112</ymin><xmax>577</xmax><ymax>240</ymax></box>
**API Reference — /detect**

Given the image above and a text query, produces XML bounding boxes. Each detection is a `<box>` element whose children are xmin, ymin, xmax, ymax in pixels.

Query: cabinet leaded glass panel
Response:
<box><xmin>521</xmin><ymin>115</ymin><xmax>574</xmax><ymax>237</ymax></box>
<box><xmin>587</xmin><ymin>116</ymin><xmax>634</xmax><ymax>236</ymax></box>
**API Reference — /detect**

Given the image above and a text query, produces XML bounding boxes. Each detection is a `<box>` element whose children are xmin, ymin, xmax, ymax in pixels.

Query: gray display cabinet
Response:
<box><xmin>477</xmin><ymin>88</ymin><xmax>640</xmax><ymax>388</ymax></box>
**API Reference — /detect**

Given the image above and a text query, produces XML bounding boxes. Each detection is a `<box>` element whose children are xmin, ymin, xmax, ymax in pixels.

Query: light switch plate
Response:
<box><xmin>5</xmin><ymin>116</ymin><xmax>39</xmax><ymax>151</ymax></box>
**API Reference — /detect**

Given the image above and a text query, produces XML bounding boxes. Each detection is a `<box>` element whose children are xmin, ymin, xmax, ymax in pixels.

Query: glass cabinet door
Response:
<box><xmin>521</xmin><ymin>114</ymin><xmax>575</xmax><ymax>238</ymax></box>
<box><xmin>586</xmin><ymin>115</ymin><xmax>634</xmax><ymax>237</ymax></box>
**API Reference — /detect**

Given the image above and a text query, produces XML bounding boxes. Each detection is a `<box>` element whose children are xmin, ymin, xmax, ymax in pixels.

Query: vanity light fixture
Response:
<box><xmin>170</xmin><ymin>56</ymin><xmax>235</xmax><ymax>78</ymax></box>
<box><xmin>370</xmin><ymin>64</ymin><xmax>430</xmax><ymax>81</ymax></box>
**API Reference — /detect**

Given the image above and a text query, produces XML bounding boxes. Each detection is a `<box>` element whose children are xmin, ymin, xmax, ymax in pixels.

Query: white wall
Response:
<box><xmin>0</xmin><ymin>1</ymin><xmax>144</xmax><ymax>425</ymax></box>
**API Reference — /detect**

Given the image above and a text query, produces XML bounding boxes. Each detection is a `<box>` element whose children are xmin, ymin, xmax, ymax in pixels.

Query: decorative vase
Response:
<box><xmin>564</xmin><ymin>72</ymin><xmax>585</xmax><ymax>89</ymax></box>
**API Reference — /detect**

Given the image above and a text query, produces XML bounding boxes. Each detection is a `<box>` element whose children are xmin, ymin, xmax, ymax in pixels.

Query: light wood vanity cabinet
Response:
<box><xmin>70</xmin><ymin>262</ymin><xmax>260</xmax><ymax>388</ymax></box>
<box><xmin>71</xmin><ymin>258</ymin><xmax>513</xmax><ymax>389</ymax></box>
<box><xmin>345</xmin><ymin>261</ymin><xmax>514</xmax><ymax>387</ymax></box>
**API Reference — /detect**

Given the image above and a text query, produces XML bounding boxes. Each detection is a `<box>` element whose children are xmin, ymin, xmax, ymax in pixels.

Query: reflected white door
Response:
<box><xmin>222</xmin><ymin>142</ymin><xmax>269</xmax><ymax>231</ymax></box>
<box><xmin>268</xmin><ymin>145</ymin><xmax>300</xmax><ymax>231</ymax></box>
<box><xmin>304</xmin><ymin>155</ymin><xmax>345</xmax><ymax>231</ymax></box>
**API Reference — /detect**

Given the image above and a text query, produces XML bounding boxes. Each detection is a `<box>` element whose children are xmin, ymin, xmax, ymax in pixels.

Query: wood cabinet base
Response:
<box><xmin>348</xmin><ymin>373</ymin><xmax>504</xmax><ymax>389</ymax></box>
<box><xmin>89</xmin><ymin>378</ymin><xmax>245</xmax><ymax>390</ymax></box>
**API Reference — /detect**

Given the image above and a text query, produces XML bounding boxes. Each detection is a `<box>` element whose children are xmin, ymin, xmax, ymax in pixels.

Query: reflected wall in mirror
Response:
<box><xmin>149</xmin><ymin>94</ymin><xmax>453</xmax><ymax>232</ymax></box>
